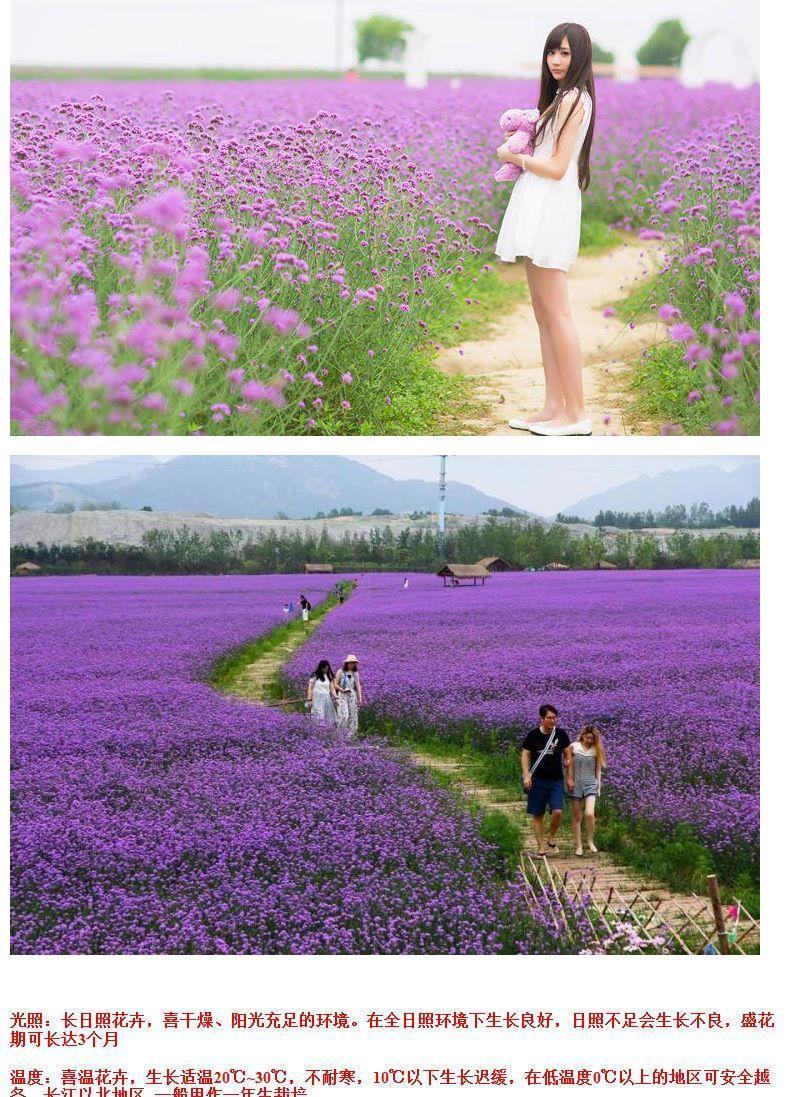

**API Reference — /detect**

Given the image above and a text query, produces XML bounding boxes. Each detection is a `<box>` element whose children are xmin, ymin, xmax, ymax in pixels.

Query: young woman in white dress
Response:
<box><xmin>495</xmin><ymin>22</ymin><xmax>596</xmax><ymax>436</ymax></box>
<box><xmin>334</xmin><ymin>656</ymin><xmax>363</xmax><ymax>739</ymax></box>
<box><xmin>306</xmin><ymin>659</ymin><xmax>339</xmax><ymax>726</ymax></box>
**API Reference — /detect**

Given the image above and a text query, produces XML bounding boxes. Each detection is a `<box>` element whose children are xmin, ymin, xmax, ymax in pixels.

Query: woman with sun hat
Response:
<box><xmin>334</xmin><ymin>655</ymin><xmax>363</xmax><ymax>738</ymax></box>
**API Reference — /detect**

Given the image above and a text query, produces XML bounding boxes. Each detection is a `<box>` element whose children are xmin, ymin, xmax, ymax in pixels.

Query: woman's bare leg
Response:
<box><xmin>570</xmin><ymin>799</ymin><xmax>583</xmax><ymax>854</ymax></box>
<box><xmin>584</xmin><ymin>795</ymin><xmax>597</xmax><ymax>851</ymax></box>
<box><xmin>524</xmin><ymin>259</ymin><xmax>566</xmax><ymax>421</ymax></box>
<box><xmin>530</xmin><ymin>265</ymin><xmax>587</xmax><ymax>424</ymax></box>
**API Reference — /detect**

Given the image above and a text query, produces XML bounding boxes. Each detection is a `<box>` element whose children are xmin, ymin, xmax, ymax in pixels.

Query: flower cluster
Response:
<box><xmin>12</xmin><ymin>574</ymin><xmax>561</xmax><ymax>954</ymax></box>
<box><xmin>11</xmin><ymin>78</ymin><xmax>757</xmax><ymax>435</ymax></box>
<box><xmin>288</xmin><ymin>569</ymin><xmax>759</xmax><ymax>882</ymax></box>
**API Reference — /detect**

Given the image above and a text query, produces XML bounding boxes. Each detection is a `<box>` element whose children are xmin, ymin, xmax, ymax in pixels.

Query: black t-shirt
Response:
<box><xmin>521</xmin><ymin>726</ymin><xmax>571</xmax><ymax>781</ymax></box>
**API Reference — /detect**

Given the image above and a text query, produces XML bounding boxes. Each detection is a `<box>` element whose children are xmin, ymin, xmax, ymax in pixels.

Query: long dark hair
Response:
<box><xmin>314</xmin><ymin>659</ymin><xmax>334</xmax><ymax>681</ymax></box>
<box><xmin>536</xmin><ymin>22</ymin><xmax>595</xmax><ymax>191</ymax></box>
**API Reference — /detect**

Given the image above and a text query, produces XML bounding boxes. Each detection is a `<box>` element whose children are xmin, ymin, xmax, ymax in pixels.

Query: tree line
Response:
<box><xmin>11</xmin><ymin>516</ymin><xmax>760</xmax><ymax>575</ymax></box>
<box><xmin>556</xmin><ymin>498</ymin><xmax>760</xmax><ymax>531</ymax></box>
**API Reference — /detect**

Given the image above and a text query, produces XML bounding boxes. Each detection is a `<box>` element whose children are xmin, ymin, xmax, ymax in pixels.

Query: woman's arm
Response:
<box><xmin>356</xmin><ymin>673</ymin><xmax>364</xmax><ymax>704</ymax></box>
<box><xmin>564</xmin><ymin>745</ymin><xmax>574</xmax><ymax>791</ymax></box>
<box><xmin>498</xmin><ymin>94</ymin><xmax>584</xmax><ymax>181</ymax></box>
<box><xmin>306</xmin><ymin>678</ymin><xmax>313</xmax><ymax>704</ymax></box>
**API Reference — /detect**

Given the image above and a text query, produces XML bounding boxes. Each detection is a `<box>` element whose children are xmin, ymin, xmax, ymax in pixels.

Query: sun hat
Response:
<box><xmin>344</xmin><ymin>654</ymin><xmax>359</xmax><ymax>665</ymax></box>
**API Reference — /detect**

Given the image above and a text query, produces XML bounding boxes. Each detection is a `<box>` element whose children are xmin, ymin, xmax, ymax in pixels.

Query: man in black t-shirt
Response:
<box><xmin>521</xmin><ymin>703</ymin><xmax>573</xmax><ymax>856</ymax></box>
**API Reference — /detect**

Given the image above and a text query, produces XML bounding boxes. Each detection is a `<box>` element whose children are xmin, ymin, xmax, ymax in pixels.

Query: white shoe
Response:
<box><xmin>530</xmin><ymin>418</ymin><xmax>593</xmax><ymax>437</ymax></box>
<box><xmin>508</xmin><ymin>418</ymin><xmax>540</xmax><ymax>430</ymax></box>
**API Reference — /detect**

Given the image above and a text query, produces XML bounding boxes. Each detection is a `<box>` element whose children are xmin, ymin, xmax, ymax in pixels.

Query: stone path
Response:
<box><xmin>436</xmin><ymin>240</ymin><xmax>664</xmax><ymax>436</ymax></box>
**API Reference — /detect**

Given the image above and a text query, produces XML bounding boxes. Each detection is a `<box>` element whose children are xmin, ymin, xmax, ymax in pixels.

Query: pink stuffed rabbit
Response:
<box><xmin>494</xmin><ymin>108</ymin><xmax>539</xmax><ymax>182</ymax></box>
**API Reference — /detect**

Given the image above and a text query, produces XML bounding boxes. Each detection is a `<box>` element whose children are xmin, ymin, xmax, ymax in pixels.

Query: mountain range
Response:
<box><xmin>10</xmin><ymin>456</ymin><xmax>523</xmax><ymax>519</ymax></box>
<box><xmin>10</xmin><ymin>457</ymin><xmax>759</xmax><ymax>522</ymax></box>
<box><xmin>562</xmin><ymin>462</ymin><xmax>759</xmax><ymax>519</ymax></box>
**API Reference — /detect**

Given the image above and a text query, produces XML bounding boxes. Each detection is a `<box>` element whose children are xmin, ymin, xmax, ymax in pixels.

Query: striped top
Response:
<box><xmin>569</xmin><ymin>742</ymin><xmax>600</xmax><ymax>798</ymax></box>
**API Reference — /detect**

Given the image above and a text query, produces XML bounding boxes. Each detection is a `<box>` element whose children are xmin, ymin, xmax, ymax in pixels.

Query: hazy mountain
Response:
<box><xmin>11</xmin><ymin>456</ymin><xmax>163</xmax><ymax>487</ymax></box>
<box><xmin>562</xmin><ymin>462</ymin><xmax>759</xmax><ymax>519</ymax></box>
<box><xmin>10</xmin><ymin>456</ymin><xmax>525</xmax><ymax>519</ymax></box>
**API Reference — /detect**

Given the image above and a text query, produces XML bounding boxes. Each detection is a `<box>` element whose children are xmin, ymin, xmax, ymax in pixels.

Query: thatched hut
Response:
<box><xmin>475</xmin><ymin>555</ymin><xmax>516</xmax><ymax>573</ymax></box>
<box><xmin>304</xmin><ymin>563</ymin><xmax>334</xmax><ymax>574</ymax></box>
<box><xmin>13</xmin><ymin>562</ymin><xmax>42</xmax><ymax>577</ymax></box>
<box><xmin>598</xmin><ymin>560</ymin><xmax>619</xmax><ymax>570</ymax></box>
<box><xmin>436</xmin><ymin>563</ymin><xmax>491</xmax><ymax>587</ymax></box>
<box><xmin>544</xmin><ymin>562</ymin><xmax>570</xmax><ymax>571</ymax></box>
<box><xmin>732</xmin><ymin>559</ymin><xmax>760</xmax><ymax>569</ymax></box>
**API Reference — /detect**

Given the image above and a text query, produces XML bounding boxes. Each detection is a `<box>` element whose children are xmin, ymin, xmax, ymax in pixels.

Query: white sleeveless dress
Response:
<box><xmin>494</xmin><ymin>89</ymin><xmax>593</xmax><ymax>272</ymax></box>
<box><xmin>309</xmin><ymin>675</ymin><xmax>337</xmax><ymax>726</ymax></box>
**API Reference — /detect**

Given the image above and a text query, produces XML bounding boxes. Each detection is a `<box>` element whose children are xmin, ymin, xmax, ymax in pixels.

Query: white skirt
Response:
<box><xmin>494</xmin><ymin>164</ymin><xmax>582</xmax><ymax>272</ymax></box>
<box><xmin>310</xmin><ymin>679</ymin><xmax>337</xmax><ymax>725</ymax></box>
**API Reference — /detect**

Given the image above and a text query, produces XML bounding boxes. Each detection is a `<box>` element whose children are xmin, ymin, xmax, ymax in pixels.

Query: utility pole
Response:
<box><xmin>335</xmin><ymin>0</ymin><xmax>344</xmax><ymax>72</ymax></box>
<box><xmin>438</xmin><ymin>455</ymin><xmax>447</xmax><ymax>560</ymax></box>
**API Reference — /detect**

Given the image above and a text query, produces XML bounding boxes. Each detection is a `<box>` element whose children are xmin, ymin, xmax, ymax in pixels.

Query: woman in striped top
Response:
<box><xmin>565</xmin><ymin>724</ymin><xmax>606</xmax><ymax>856</ymax></box>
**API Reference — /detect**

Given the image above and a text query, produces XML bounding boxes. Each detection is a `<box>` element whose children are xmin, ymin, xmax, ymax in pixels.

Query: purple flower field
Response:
<box><xmin>11</xmin><ymin>77</ymin><xmax>758</xmax><ymax>434</ymax></box>
<box><xmin>288</xmin><ymin>570</ymin><xmax>760</xmax><ymax>880</ymax></box>
<box><xmin>11</xmin><ymin>574</ymin><xmax>552</xmax><ymax>955</ymax></box>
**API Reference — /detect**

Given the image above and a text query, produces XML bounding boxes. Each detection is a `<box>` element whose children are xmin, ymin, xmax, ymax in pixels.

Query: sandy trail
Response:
<box><xmin>411</xmin><ymin>751</ymin><xmax>758</xmax><ymax>951</ymax></box>
<box><xmin>437</xmin><ymin>240</ymin><xmax>664</xmax><ymax>436</ymax></box>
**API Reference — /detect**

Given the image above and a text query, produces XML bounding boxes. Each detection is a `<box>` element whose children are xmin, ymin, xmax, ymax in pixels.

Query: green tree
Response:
<box><xmin>609</xmin><ymin>531</ymin><xmax>633</xmax><ymax>568</ymax></box>
<box><xmin>636</xmin><ymin>19</ymin><xmax>690</xmax><ymax>66</ymax></box>
<box><xmin>633</xmin><ymin>535</ymin><xmax>661</xmax><ymax>569</ymax></box>
<box><xmin>355</xmin><ymin>14</ymin><xmax>413</xmax><ymax>64</ymax></box>
<box><xmin>592</xmin><ymin>41</ymin><xmax>615</xmax><ymax>63</ymax></box>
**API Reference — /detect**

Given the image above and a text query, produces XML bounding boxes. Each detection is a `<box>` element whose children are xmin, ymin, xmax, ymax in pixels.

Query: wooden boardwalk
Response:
<box><xmin>216</xmin><ymin>596</ymin><xmax>758</xmax><ymax>954</ymax></box>
<box><xmin>409</xmin><ymin>752</ymin><xmax>759</xmax><ymax>953</ymax></box>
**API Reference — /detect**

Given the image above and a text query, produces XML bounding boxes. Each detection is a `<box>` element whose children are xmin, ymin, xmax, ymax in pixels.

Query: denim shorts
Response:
<box><xmin>524</xmin><ymin>777</ymin><xmax>564</xmax><ymax>817</ymax></box>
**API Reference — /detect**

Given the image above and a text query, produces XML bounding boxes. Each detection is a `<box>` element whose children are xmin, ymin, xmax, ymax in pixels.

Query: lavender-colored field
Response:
<box><xmin>288</xmin><ymin>570</ymin><xmax>759</xmax><ymax>878</ymax></box>
<box><xmin>11</xmin><ymin>78</ymin><xmax>758</xmax><ymax>434</ymax></box>
<box><xmin>11</xmin><ymin>575</ymin><xmax>545</xmax><ymax>955</ymax></box>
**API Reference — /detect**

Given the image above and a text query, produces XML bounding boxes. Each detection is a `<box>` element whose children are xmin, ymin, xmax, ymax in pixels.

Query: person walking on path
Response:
<box><xmin>299</xmin><ymin>593</ymin><xmax>312</xmax><ymax>626</ymax></box>
<box><xmin>521</xmin><ymin>703</ymin><xmax>573</xmax><ymax>856</ymax></box>
<box><xmin>335</xmin><ymin>655</ymin><xmax>363</xmax><ymax>738</ymax></box>
<box><xmin>565</xmin><ymin>724</ymin><xmax>605</xmax><ymax>855</ymax></box>
<box><xmin>306</xmin><ymin>659</ymin><xmax>339</xmax><ymax>727</ymax></box>
<box><xmin>494</xmin><ymin>22</ymin><xmax>596</xmax><ymax>437</ymax></box>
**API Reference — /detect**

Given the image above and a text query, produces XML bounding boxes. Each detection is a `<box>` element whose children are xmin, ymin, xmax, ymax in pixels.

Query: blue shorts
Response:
<box><xmin>525</xmin><ymin>777</ymin><xmax>564</xmax><ymax>817</ymax></box>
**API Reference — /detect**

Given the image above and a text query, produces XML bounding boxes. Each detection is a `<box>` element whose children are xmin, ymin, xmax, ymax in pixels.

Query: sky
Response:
<box><xmin>12</xmin><ymin>455</ymin><xmax>758</xmax><ymax>516</ymax></box>
<box><xmin>358</xmin><ymin>456</ymin><xmax>756</xmax><ymax>513</ymax></box>
<box><xmin>11</xmin><ymin>0</ymin><xmax>759</xmax><ymax>73</ymax></box>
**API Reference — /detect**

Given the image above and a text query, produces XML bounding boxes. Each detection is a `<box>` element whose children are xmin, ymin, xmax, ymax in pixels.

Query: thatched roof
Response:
<box><xmin>437</xmin><ymin>563</ymin><xmax>491</xmax><ymax>579</ymax></box>
<box><xmin>732</xmin><ymin>559</ymin><xmax>760</xmax><ymax>569</ymax></box>
<box><xmin>304</xmin><ymin>563</ymin><xmax>334</xmax><ymax>573</ymax></box>
<box><xmin>544</xmin><ymin>562</ymin><xmax>570</xmax><ymax>571</ymax></box>
<box><xmin>475</xmin><ymin>556</ymin><xmax>513</xmax><ymax>570</ymax></box>
<box><xmin>599</xmin><ymin>560</ymin><xmax>619</xmax><ymax>570</ymax></box>
<box><xmin>13</xmin><ymin>562</ymin><xmax>42</xmax><ymax>575</ymax></box>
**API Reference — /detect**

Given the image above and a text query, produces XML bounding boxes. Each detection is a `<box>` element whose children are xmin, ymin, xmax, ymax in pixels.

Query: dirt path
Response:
<box><xmin>218</xmin><ymin>601</ymin><xmax>755</xmax><ymax>951</ymax></box>
<box><xmin>408</xmin><ymin>751</ymin><xmax>750</xmax><ymax>945</ymax></box>
<box><xmin>438</xmin><ymin>240</ymin><xmax>663</xmax><ymax>436</ymax></box>
<box><xmin>227</xmin><ymin>618</ymin><xmax>327</xmax><ymax>703</ymax></box>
